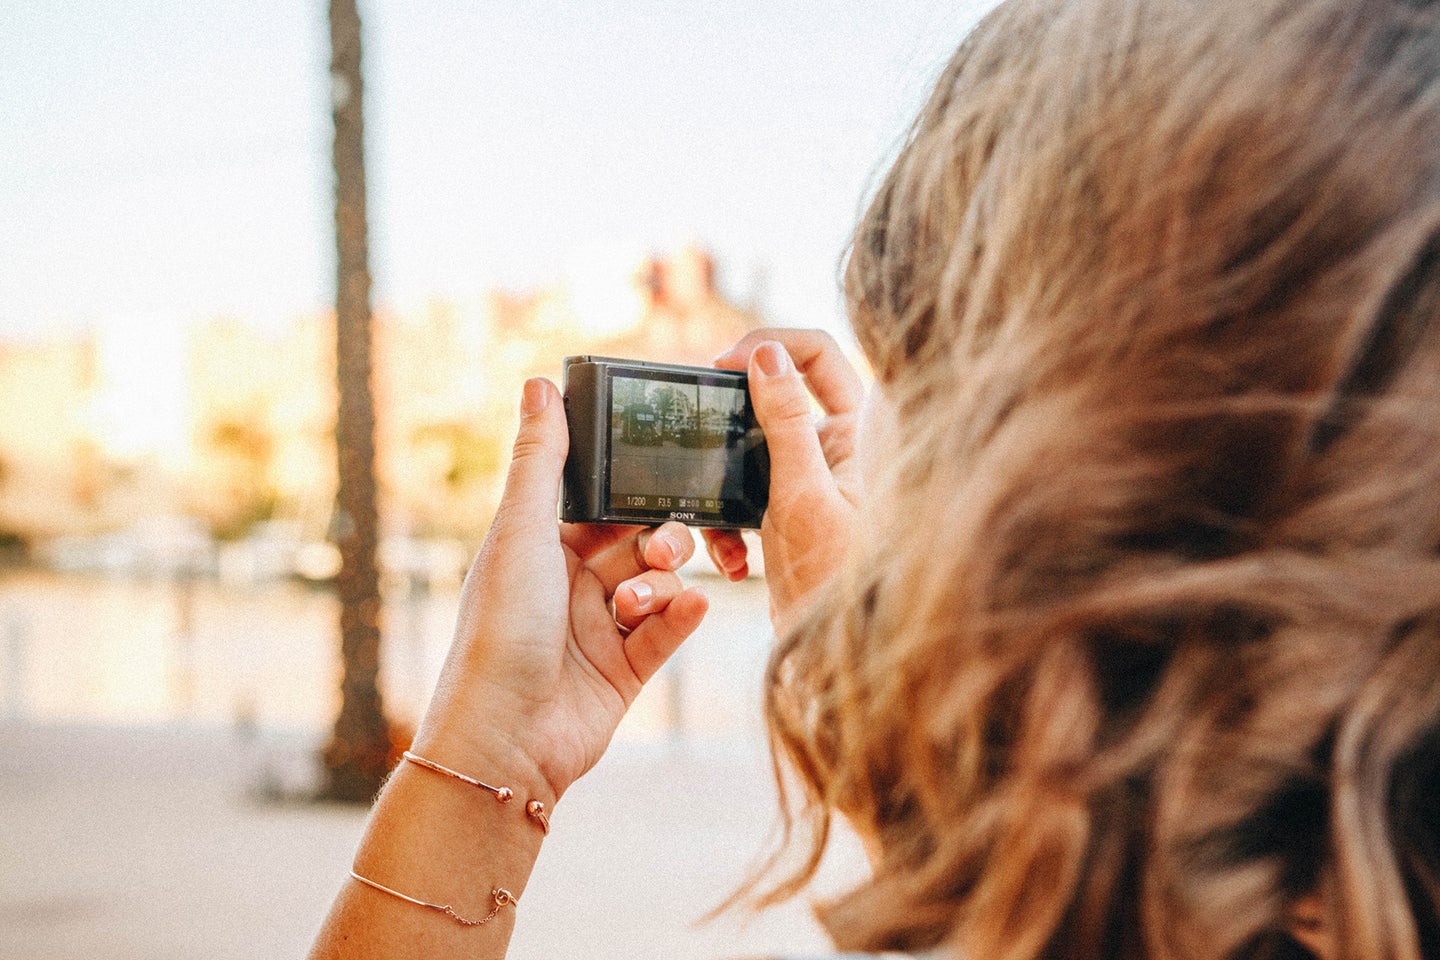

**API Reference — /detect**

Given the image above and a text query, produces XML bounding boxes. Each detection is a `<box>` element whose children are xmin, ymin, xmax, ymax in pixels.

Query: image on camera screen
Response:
<box><xmin>607</xmin><ymin>371</ymin><xmax>749</xmax><ymax>522</ymax></box>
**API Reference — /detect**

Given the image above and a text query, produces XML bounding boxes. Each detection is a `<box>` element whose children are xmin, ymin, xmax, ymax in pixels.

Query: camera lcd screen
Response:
<box><xmin>605</xmin><ymin>369</ymin><xmax>753</xmax><ymax>525</ymax></box>
<box><xmin>561</xmin><ymin>356</ymin><xmax>767</xmax><ymax>528</ymax></box>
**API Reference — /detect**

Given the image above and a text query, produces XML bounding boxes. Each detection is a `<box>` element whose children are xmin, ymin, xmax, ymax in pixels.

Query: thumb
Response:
<box><xmin>748</xmin><ymin>341</ymin><xmax>830</xmax><ymax>499</ymax></box>
<box><xmin>495</xmin><ymin>377</ymin><xmax>568</xmax><ymax>534</ymax></box>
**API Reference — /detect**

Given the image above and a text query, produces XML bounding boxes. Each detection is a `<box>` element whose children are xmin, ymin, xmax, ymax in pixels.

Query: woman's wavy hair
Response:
<box><xmin>755</xmin><ymin>1</ymin><xmax>1440</xmax><ymax>958</ymax></box>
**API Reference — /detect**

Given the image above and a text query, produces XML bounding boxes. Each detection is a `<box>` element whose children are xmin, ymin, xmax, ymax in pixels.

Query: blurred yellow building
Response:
<box><xmin>0</xmin><ymin>247</ymin><xmax>757</xmax><ymax>547</ymax></box>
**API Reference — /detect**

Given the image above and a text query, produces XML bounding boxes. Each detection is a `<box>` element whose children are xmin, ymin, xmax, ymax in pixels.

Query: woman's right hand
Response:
<box><xmin>709</xmin><ymin>329</ymin><xmax>866</xmax><ymax>632</ymax></box>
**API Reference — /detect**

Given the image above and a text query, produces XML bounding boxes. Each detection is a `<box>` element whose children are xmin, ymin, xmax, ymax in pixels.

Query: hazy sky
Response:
<box><xmin>1</xmin><ymin>1</ymin><xmax>997</xmax><ymax>338</ymax></box>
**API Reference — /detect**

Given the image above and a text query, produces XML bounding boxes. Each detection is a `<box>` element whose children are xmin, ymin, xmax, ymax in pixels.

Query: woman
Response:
<box><xmin>312</xmin><ymin>0</ymin><xmax>1440</xmax><ymax>957</ymax></box>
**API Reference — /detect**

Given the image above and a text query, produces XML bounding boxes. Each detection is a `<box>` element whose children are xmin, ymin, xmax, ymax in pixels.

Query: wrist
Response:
<box><xmin>410</xmin><ymin>716</ymin><xmax>561</xmax><ymax>810</ymax></box>
<box><xmin>348</xmin><ymin>745</ymin><xmax>548</xmax><ymax>944</ymax></box>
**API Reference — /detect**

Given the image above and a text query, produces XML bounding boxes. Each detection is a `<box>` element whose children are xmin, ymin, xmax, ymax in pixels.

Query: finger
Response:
<box><xmin>637</xmin><ymin>521</ymin><xmax>696</xmax><ymax>571</ymax></box>
<box><xmin>817</xmin><ymin>412</ymin><xmax>857</xmax><ymax>470</ymax></box>
<box><xmin>493</xmin><ymin>378</ymin><xmax>568</xmax><ymax>536</ymax></box>
<box><xmin>569</xmin><ymin>567</ymin><xmax>644</xmax><ymax>705</ymax></box>
<box><xmin>701</xmin><ymin>528</ymin><xmax>749</xmax><ymax>581</ymax></box>
<box><xmin>558</xmin><ymin>522</ymin><xmax>648</xmax><ymax>560</ymax></box>
<box><xmin>561</xmin><ymin>521</ymin><xmax>692</xmax><ymax>568</ymax></box>
<box><xmin>747</xmin><ymin>341</ymin><xmax>834</xmax><ymax>501</ymax></box>
<box><xmin>714</xmin><ymin>328</ymin><xmax>865</xmax><ymax>416</ymax></box>
<box><xmin>584</xmin><ymin>521</ymin><xmax>695</xmax><ymax>594</ymax></box>
<box><xmin>612</xmin><ymin>569</ymin><xmax>685</xmax><ymax>631</ymax></box>
<box><xmin>623</xmin><ymin>586</ymin><xmax>709</xmax><ymax>685</ymax></box>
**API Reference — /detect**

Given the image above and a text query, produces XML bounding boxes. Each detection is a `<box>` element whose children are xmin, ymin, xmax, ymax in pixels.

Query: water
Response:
<box><xmin>0</xmin><ymin>566</ymin><xmax>777</xmax><ymax>742</ymax></box>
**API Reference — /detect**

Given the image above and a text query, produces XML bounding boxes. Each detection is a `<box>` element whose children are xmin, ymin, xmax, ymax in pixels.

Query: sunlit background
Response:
<box><xmin>0</xmin><ymin>3</ymin><xmax>996</xmax><ymax>957</ymax></box>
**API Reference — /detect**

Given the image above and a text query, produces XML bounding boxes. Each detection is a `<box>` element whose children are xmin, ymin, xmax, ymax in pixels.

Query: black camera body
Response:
<box><xmin>561</xmin><ymin>356</ymin><xmax>769</xmax><ymax>529</ymax></box>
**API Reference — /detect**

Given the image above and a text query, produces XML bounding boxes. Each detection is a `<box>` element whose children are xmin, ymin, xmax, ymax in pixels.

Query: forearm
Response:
<box><xmin>310</xmin><ymin>377</ymin><xmax>707</xmax><ymax>957</ymax></box>
<box><xmin>308</xmin><ymin>740</ymin><xmax>555</xmax><ymax>960</ymax></box>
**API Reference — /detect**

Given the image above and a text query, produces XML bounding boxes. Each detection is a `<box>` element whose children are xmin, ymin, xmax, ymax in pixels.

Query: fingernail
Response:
<box><xmin>521</xmin><ymin>378</ymin><xmax>549</xmax><ymax>415</ymax></box>
<box><xmin>716</xmin><ymin>543</ymin><xmax>741</xmax><ymax>573</ymax></box>
<box><xmin>654</xmin><ymin>533</ymin><xmax>680</xmax><ymax>566</ymax></box>
<box><xmin>629</xmin><ymin>581</ymin><xmax>654</xmax><ymax>610</ymax></box>
<box><xmin>754</xmin><ymin>341</ymin><xmax>791</xmax><ymax>378</ymax></box>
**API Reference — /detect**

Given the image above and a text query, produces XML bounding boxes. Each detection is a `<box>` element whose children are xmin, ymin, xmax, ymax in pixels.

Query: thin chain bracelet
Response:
<box><xmin>350</xmin><ymin>869</ymin><xmax>518</xmax><ymax>926</ymax></box>
<box><xmin>402</xmin><ymin>750</ymin><xmax>551</xmax><ymax>834</ymax></box>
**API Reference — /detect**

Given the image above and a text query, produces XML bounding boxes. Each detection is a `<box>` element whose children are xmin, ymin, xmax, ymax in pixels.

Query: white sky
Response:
<box><xmin>0</xmin><ymin>1</ymin><xmax>998</xmax><ymax>339</ymax></box>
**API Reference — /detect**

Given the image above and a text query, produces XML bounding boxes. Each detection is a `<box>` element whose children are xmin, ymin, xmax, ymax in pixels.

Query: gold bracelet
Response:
<box><xmin>350</xmin><ymin>869</ymin><xmax>518</xmax><ymax>926</ymax></box>
<box><xmin>402</xmin><ymin>750</ymin><xmax>551</xmax><ymax>834</ymax></box>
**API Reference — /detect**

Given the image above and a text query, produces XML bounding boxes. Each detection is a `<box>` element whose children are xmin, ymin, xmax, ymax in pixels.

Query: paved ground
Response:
<box><xmin>0</xmin><ymin>723</ymin><xmax>867</xmax><ymax>960</ymax></box>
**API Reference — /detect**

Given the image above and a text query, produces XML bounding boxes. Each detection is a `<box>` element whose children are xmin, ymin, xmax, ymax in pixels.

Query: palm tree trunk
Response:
<box><xmin>321</xmin><ymin>0</ymin><xmax>391</xmax><ymax>803</ymax></box>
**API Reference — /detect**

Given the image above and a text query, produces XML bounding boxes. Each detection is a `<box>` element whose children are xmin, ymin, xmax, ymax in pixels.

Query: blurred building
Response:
<box><xmin>0</xmin><ymin>247</ymin><xmax>758</xmax><ymax>547</ymax></box>
<box><xmin>0</xmin><ymin>333</ymin><xmax>105</xmax><ymax>538</ymax></box>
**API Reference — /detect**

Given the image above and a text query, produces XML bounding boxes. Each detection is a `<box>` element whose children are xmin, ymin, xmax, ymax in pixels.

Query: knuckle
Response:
<box><xmin>510</xmin><ymin>430</ymin><xmax>551</xmax><ymax>461</ymax></box>
<box><xmin>767</xmin><ymin>391</ymin><xmax>814</xmax><ymax>424</ymax></box>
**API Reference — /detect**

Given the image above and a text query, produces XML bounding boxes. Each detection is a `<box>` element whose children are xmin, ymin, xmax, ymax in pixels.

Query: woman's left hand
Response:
<box><xmin>412</xmin><ymin>377</ymin><xmax>709</xmax><ymax>806</ymax></box>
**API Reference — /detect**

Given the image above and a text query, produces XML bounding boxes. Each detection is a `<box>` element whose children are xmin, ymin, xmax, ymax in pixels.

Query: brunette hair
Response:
<box><xmin>756</xmin><ymin>1</ymin><xmax>1440</xmax><ymax>958</ymax></box>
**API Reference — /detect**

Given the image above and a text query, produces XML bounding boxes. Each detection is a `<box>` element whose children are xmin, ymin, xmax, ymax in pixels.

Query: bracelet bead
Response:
<box><xmin>402</xmin><ymin>750</ymin><xmax>550</xmax><ymax>834</ymax></box>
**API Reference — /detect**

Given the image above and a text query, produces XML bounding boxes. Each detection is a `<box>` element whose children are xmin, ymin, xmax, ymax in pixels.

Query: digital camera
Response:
<box><xmin>561</xmin><ymin>356</ymin><xmax>769</xmax><ymax>529</ymax></box>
